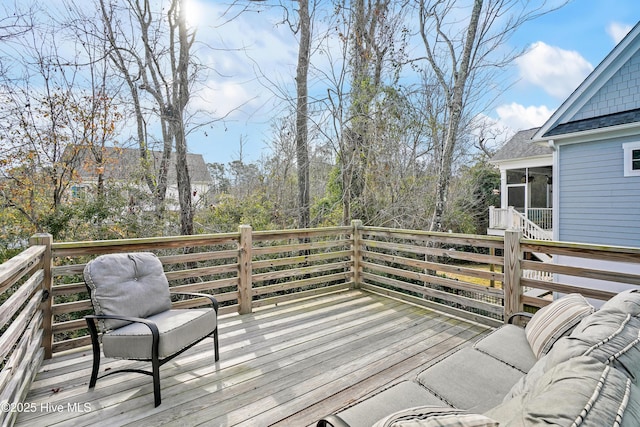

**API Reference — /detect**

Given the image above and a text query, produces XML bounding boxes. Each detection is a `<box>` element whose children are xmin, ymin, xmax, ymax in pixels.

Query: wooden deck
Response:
<box><xmin>15</xmin><ymin>290</ymin><xmax>491</xmax><ymax>427</ymax></box>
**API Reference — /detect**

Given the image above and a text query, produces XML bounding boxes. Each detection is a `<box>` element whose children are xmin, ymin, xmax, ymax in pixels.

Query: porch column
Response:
<box><xmin>500</xmin><ymin>169</ymin><xmax>508</xmax><ymax>209</ymax></box>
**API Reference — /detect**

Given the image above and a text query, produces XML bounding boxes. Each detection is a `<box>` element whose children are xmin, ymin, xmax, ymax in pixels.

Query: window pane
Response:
<box><xmin>633</xmin><ymin>150</ymin><xmax>640</xmax><ymax>170</ymax></box>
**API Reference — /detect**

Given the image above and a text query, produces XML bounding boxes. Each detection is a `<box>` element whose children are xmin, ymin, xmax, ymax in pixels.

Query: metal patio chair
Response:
<box><xmin>83</xmin><ymin>252</ymin><xmax>219</xmax><ymax>407</ymax></box>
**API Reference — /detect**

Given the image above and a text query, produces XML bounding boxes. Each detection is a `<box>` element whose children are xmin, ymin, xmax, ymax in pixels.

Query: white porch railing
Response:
<box><xmin>489</xmin><ymin>207</ymin><xmax>553</xmax><ymax>240</ymax></box>
<box><xmin>513</xmin><ymin>209</ymin><xmax>553</xmax><ymax>241</ymax></box>
<box><xmin>489</xmin><ymin>207</ymin><xmax>553</xmax><ymax>283</ymax></box>
<box><xmin>527</xmin><ymin>208</ymin><xmax>553</xmax><ymax>230</ymax></box>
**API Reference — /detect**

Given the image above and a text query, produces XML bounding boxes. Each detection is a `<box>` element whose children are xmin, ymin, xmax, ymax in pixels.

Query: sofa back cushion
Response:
<box><xmin>84</xmin><ymin>252</ymin><xmax>172</xmax><ymax>330</ymax></box>
<box><xmin>525</xmin><ymin>293</ymin><xmax>595</xmax><ymax>358</ymax></box>
<box><xmin>599</xmin><ymin>289</ymin><xmax>640</xmax><ymax>316</ymax></box>
<box><xmin>485</xmin><ymin>356</ymin><xmax>640</xmax><ymax>426</ymax></box>
<box><xmin>546</xmin><ymin>308</ymin><xmax>640</xmax><ymax>380</ymax></box>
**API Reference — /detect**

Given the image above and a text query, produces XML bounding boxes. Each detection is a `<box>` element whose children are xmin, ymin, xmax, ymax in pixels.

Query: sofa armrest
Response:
<box><xmin>507</xmin><ymin>311</ymin><xmax>533</xmax><ymax>325</ymax></box>
<box><xmin>316</xmin><ymin>414</ymin><xmax>351</xmax><ymax>427</ymax></box>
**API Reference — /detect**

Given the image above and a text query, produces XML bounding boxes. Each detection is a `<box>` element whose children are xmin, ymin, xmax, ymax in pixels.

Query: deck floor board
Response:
<box><xmin>15</xmin><ymin>289</ymin><xmax>491</xmax><ymax>427</ymax></box>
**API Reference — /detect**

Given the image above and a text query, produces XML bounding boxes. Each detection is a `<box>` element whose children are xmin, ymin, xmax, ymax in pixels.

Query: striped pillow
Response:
<box><xmin>525</xmin><ymin>293</ymin><xmax>595</xmax><ymax>358</ymax></box>
<box><xmin>372</xmin><ymin>407</ymin><xmax>498</xmax><ymax>427</ymax></box>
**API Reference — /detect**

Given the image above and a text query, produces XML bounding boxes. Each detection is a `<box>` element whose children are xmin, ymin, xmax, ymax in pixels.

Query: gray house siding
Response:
<box><xmin>571</xmin><ymin>49</ymin><xmax>640</xmax><ymax>122</ymax></box>
<box><xmin>558</xmin><ymin>137</ymin><xmax>640</xmax><ymax>246</ymax></box>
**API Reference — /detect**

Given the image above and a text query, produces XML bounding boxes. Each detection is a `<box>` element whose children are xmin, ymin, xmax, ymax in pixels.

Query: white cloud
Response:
<box><xmin>495</xmin><ymin>103</ymin><xmax>554</xmax><ymax>131</ymax></box>
<box><xmin>471</xmin><ymin>114</ymin><xmax>515</xmax><ymax>151</ymax></box>
<box><xmin>607</xmin><ymin>22</ymin><xmax>633</xmax><ymax>44</ymax></box>
<box><xmin>515</xmin><ymin>41</ymin><xmax>593</xmax><ymax>99</ymax></box>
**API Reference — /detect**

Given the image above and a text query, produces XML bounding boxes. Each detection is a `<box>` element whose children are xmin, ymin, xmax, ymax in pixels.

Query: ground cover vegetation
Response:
<box><xmin>0</xmin><ymin>0</ymin><xmax>564</xmax><ymax>263</ymax></box>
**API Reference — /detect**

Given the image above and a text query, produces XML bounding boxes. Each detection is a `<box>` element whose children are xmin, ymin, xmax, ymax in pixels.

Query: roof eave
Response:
<box><xmin>535</xmin><ymin>121</ymin><xmax>640</xmax><ymax>145</ymax></box>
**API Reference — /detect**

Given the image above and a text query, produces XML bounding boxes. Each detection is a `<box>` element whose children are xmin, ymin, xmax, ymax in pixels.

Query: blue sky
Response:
<box><xmin>185</xmin><ymin>1</ymin><xmax>640</xmax><ymax>165</ymax></box>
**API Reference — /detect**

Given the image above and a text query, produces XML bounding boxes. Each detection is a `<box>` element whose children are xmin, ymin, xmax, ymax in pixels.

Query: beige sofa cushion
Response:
<box><xmin>416</xmin><ymin>348</ymin><xmax>525</xmax><ymax>413</ymax></box>
<box><xmin>372</xmin><ymin>407</ymin><xmax>498</xmax><ymax>427</ymax></box>
<box><xmin>473</xmin><ymin>324</ymin><xmax>536</xmax><ymax>373</ymax></box>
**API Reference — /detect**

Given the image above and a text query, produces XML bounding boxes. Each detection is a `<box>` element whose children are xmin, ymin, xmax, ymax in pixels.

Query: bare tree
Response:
<box><xmin>98</xmin><ymin>0</ymin><xmax>197</xmax><ymax>235</ymax></box>
<box><xmin>415</xmin><ymin>0</ymin><xmax>566</xmax><ymax>232</ymax></box>
<box><xmin>334</xmin><ymin>0</ymin><xmax>408</xmax><ymax>225</ymax></box>
<box><xmin>0</xmin><ymin>4</ymin><xmax>122</xmax><ymax>238</ymax></box>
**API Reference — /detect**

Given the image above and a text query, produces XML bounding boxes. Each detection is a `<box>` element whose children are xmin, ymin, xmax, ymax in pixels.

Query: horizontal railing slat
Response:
<box><xmin>520</xmin><ymin>277</ymin><xmax>618</xmax><ymax>301</ymax></box>
<box><xmin>0</xmin><ymin>246</ymin><xmax>45</xmax><ymax>295</ymax></box>
<box><xmin>360</xmin><ymin>272</ymin><xmax>503</xmax><ymax>316</ymax></box>
<box><xmin>361</xmin><ymin>261</ymin><xmax>503</xmax><ymax>303</ymax></box>
<box><xmin>362</xmin><ymin>250</ymin><xmax>504</xmax><ymax>293</ymax></box>
<box><xmin>0</xmin><ymin>290</ymin><xmax>43</xmax><ymax>362</ymax></box>
<box><xmin>360</xmin><ymin>238</ymin><xmax>504</xmax><ymax>266</ymax></box>
<box><xmin>0</xmin><ymin>270</ymin><xmax>43</xmax><ymax>330</ymax></box>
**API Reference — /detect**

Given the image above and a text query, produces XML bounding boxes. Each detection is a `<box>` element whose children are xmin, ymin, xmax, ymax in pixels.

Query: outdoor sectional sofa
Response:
<box><xmin>317</xmin><ymin>289</ymin><xmax>640</xmax><ymax>426</ymax></box>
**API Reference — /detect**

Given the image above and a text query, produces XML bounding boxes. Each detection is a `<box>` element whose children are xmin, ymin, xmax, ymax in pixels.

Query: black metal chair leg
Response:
<box><xmin>86</xmin><ymin>318</ymin><xmax>101</xmax><ymax>389</ymax></box>
<box><xmin>152</xmin><ymin>357</ymin><xmax>161</xmax><ymax>407</ymax></box>
<box><xmin>214</xmin><ymin>328</ymin><xmax>220</xmax><ymax>362</ymax></box>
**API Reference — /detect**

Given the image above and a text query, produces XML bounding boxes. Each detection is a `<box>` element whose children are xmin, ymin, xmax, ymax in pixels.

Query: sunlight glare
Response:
<box><xmin>183</xmin><ymin>0</ymin><xmax>202</xmax><ymax>28</ymax></box>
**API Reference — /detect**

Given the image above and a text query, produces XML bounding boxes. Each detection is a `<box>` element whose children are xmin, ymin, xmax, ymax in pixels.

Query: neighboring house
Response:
<box><xmin>70</xmin><ymin>147</ymin><xmax>213</xmax><ymax>211</ymax></box>
<box><xmin>488</xmin><ymin>127</ymin><xmax>554</xmax><ymax>240</ymax></box>
<box><xmin>491</xmin><ymin>22</ymin><xmax>640</xmax><ymax>295</ymax></box>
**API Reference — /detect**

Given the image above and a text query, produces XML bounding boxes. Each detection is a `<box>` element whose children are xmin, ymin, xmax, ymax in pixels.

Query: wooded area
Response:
<box><xmin>0</xmin><ymin>0</ymin><xmax>565</xmax><ymax>257</ymax></box>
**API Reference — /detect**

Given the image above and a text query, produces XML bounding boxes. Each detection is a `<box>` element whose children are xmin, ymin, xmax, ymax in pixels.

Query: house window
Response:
<box><xmin>71</xmin><ymin>185</ymin><xmax>86</xmax><ymax>199</ymax></box>
<box><xmin>623</xmin><ymin>142</ymin><xmax>640</xmax><ymax>177</ymax></box>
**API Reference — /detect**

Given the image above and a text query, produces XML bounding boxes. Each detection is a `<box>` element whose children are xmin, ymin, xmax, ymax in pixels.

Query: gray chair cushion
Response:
<box><xmin>473</xmin><ymin>325</ymin><xmax>536</xmax><ymax>373</ymax></box>
<box><xmin>336</xmin><ymin>381</ymin><xmax>449</xmax><ymax>427</ymax></box>
<box><xmin>485</xmin><ymin>356</ymin><xmax>640</xmax><ymax>426</ymax></box>
<box><xmin>84</xmin><ymin>253</ymin><xmax>171</xmax><ymax>330</ymax></box>
<box><xmin>102</xmin><ymin>308</ymin><xmax>217</xmax><ymax>359</ymax></box>
<box><xmin>416</xmin><ymin>348</ymin><xmax>525</xmax><ymax>413</ymax></box>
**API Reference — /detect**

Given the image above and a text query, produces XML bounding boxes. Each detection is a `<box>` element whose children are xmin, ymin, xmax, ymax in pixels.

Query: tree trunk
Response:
<box><xmin>426</xmin><ymin>0</ymin><xmax>483</xmax><ymax>232</ymax></box>
<box><xmin>173</xmin><ymin>0</ymin><xmax>194</xmax><ymax>235</ymax></box>
<box><xmin>295</xmin><ymin>0</ymin><xmax>310</xmax><ymax>229</ymax></box>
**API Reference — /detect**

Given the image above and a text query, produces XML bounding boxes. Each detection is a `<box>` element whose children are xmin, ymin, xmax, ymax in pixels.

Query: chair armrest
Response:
<box><xmin>316</xmin><ymin>414</ymin><xmax>351</xmax><ymax>427</ymax></box>
<box><xmin>85</xmin><ymin>314</ymin><xmax>160</xmax><ymax>335</ymax></box>
<box><xmin>170</xmin><ymin>291</ymin><xmax>219</xmax><ymax>312</ymax></box>
<box><xmin>507</xmin><ymin>311</ymin><xmax>534</xmax><ymax>325</ymax></box>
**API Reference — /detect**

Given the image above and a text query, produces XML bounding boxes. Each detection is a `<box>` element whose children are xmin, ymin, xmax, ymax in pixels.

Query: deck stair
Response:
<box><xmin>489</xmin><ymin>207</ymin><xmax>553</xmax><ymax>281</ymax></box>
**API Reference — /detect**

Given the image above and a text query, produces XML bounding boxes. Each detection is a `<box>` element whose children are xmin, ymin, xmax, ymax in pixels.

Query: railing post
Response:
<box><xmin>489</xmin><ymin>206</ymin><xmax>495</xmax><ymax>229</ymax></box>
<box><xmin>29</xmin><ymin>233</ymin><xmax>53</xmax><ymax>359</ymax></box>
<box><xmin>238</xmin><ymin>225</ymin><xmax>253</xmax><ymax>315</ymax></box>
<box><xmin>507</xmin><ymin>206</ymin><xmax>515</xmax><ymax>229</ymax></box>
<box><xmin>351</xmin><ymin>220</ymin><xmax>362</xmax><ymax>289</ymax></box>
<box><xmin>503</xmin><ymin>230</ymin><xmax>523</xmax><ymax>322</ymax></box>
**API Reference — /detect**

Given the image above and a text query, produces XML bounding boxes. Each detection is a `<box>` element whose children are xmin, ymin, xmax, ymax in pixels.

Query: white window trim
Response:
<box><xmin>623</xmin><ymin>142</ymin><xmax>640</xmax><ymax>177</ymax></box>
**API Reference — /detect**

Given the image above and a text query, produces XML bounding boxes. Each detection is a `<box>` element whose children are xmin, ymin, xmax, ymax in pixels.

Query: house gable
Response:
<box><xmin>534</xmin><ymin>22</ymin><xmax>640</xmax><ymax>141</ymax></box>
<box><xmin>571</xmin><ymin>50</ymin><xmax>640</xmax><ymax>122</ymax></box>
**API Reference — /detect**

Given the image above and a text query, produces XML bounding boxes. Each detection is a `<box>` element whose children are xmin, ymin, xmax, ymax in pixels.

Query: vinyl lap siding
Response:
<box><xmin>559</xmin><ymin>138</ymin><xmax>640</xmax><ymax>246</ymax></box>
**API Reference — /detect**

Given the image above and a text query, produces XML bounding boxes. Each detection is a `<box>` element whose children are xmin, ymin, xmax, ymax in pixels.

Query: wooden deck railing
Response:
<box><xmin>2</xmin><ymin>222</ymin><xmax>640</xmax><ymax>426</ymax></box>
